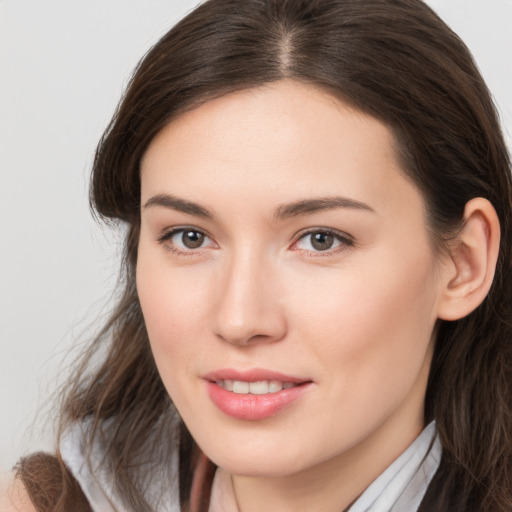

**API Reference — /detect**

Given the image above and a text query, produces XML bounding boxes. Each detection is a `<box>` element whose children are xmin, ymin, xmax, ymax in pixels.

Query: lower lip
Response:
<box><xmin>206</xmin><ymin>381</ymin><xmax>312</xmax><ymax>420</ymax></box>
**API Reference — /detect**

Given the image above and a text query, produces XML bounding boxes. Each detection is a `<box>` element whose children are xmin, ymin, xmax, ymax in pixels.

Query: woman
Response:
<box><xmin>5</xmin><ymin>0</ymin><xmax>512</xmax><ymax>510</ymax></box>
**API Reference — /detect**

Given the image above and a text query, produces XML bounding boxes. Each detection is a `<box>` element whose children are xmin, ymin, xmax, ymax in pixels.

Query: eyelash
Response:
<box><xmin>291</xmin><ymin>228</ymin><xmax>355</xmax><ymax>256</ymax></box>
<box><xmin>156</xmin><ymin>227</ymin><xmax>355</xmax><ymax>257</ymax></box>
<box><xmin>157</xmin><ymin>227</ymin><xmax>215</xmax><ymax>256</ymax></box>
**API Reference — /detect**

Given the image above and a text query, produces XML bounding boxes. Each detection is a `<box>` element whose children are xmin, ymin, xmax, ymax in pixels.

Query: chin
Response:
<box><xmin>201</xmin><ymin>441</ymin><xmax>314</xmax><ymax>478</ymax></box>
<box><xmin>216</xmin><ymin>458</ymin><xmax>302</xmax><ymax>478</ymax></box>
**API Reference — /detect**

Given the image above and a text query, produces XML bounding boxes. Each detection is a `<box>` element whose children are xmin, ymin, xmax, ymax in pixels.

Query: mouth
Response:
<box><xmin>203</xmin><ymin>369</ymin><xmax>313</xmax><ymax>420</ymax></box>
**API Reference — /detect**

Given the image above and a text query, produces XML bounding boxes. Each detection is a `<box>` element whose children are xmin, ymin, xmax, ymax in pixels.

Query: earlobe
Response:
<box><xmin>437</xmin><ymin>198</ymin><xmax>500</xmax><ymax>321</ymax></box>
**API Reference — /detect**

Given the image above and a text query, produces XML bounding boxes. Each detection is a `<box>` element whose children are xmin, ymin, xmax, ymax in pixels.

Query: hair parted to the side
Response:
<box><xmin>17</xmin><ymin>1</ymin><xmax>512</xmax><ymax>511</ymax></box>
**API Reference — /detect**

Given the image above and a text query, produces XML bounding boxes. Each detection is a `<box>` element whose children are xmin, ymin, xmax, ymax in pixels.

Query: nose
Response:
<box><xmin>213</xmin><ymin>251</ymin><xmax>287</xmax><ymax>346</ymax></box>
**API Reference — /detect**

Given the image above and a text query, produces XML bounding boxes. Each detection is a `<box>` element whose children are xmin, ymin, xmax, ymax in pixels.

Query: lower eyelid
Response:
<box><xmin>156</xmin><ymin>227</ymin><xmax>218</xmax><ymax>255</ymax></box>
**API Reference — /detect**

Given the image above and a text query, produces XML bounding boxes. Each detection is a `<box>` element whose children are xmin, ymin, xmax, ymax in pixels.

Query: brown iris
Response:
<box><xmin>311</xmin><ymin>232</ymin><xmax>335</xmax><ymax>251</ymax></box>
<box><xmin>182</xmin><ymin>230</ymin><xmax>205</xmax><ymax>249</ymax></box>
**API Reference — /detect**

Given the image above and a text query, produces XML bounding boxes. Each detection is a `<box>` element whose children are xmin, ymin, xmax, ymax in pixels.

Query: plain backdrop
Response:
<box><xmin>1</xmin><ymin>0</ymin><xmax>511</xmax><ymax>473</ymax></box>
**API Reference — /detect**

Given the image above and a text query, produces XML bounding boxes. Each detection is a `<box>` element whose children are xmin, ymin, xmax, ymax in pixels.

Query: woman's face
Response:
<box><xmin>137</xmin><ymin>81</ymin><xmax>448</xmax><ymax>479</ymax></box>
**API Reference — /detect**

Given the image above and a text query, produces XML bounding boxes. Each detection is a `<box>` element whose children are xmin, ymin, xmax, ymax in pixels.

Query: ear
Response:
<box><xmin>437</xmin><ymin>197</ymin><xmax>500</xmax><ymax>321</ymax></box>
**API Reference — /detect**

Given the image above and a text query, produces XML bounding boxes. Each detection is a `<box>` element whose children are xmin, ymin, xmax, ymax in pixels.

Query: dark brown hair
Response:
<box><xmin>18</xmin><ymin>1</ymin><xmax>512</xmax><ymax>511</ymax></box>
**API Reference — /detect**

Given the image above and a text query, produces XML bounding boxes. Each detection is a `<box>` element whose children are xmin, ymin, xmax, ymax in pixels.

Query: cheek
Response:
<box><xmin>135</xmin><ymin>249</ymin><xmax>212</xmax><ymax>389</ymax></box>
<box><xmin>288</xmin><ymin>245</ymin><xmax>439</xmax><ymax>391</ymax></box>
<box><xmin>278</xmin><ymin>250</ymin><xmax>439</xmax><ymax>454</ymax></box>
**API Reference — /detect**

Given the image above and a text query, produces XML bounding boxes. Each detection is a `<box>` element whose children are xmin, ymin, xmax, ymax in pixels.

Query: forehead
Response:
<box><xmin>140</xmin><ymin>80</ymin><xmax>423</xmax><ymax>220</ymax></box>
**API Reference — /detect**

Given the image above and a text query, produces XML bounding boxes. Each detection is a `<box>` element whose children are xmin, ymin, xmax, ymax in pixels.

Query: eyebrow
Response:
<box><xmin>143</xmin><ymin>194</ymin><xmax>213</xmax><ymax>218</ymax></box>
<box><xmin>274</xmin><ymin>196</ymin><xmax>376</xmax><ymax>220</ymax></box>
<box><xmin>143</xmin><ymin>193</ymin><xmax>376</xmax><ymax>220</ymax></box>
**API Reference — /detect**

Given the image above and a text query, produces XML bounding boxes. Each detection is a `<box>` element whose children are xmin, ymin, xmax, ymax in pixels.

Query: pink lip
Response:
<box><xmin>203</xmin><ymin>368</ymin><xmax>313</xmax><ymax>421</ymax></box>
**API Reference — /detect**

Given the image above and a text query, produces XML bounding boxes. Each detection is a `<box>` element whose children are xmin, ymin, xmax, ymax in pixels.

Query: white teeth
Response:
<box><xmin>216</xmin><ymin>379</ymin><xmax>296</xmax><ymax>394</ymax></box>
<box><xmin>249</xmin><ymin>381</ymin><xmax>269</xmax><ymax>394</ymax></box>
<box><xmin>268</xmin><ymin>380</ymin><xmax>283</xmax><ymax>392</ymax></box>
<box><xmin>232</xmin><ymin>381</ymin><xmax>250</xmax><ymax>394</ymax></box>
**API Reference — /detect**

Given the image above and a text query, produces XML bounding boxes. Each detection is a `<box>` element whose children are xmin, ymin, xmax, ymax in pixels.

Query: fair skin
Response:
<box><xmin>136</xmin><ymin>80</ymin><xmax>499</xmax><ymax>512</ymax></box>
<box><xmin>3</xmin><ymin>80</ymin><xmax>499</xmax><ymax>511</ymax></box>
<box><xmin>0</xmin><ymin>476</ymin><xmax>36</xmax><ymax>512</ymax></box>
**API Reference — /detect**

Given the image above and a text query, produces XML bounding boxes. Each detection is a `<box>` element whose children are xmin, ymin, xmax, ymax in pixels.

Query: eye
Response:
<box><xmin>158</xmin><ymin>227</ymin><xmax>216</xmax><ymax>253</ymax></box>
<box><xmin>293</xmin><ymin>229</ymin><xmax>353</xmax><ymax>253</ymax></box>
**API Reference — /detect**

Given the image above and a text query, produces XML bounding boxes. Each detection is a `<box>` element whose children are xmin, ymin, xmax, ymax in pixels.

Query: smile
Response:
<box><xmin>204</xmin><ymin>369</ymin><xmax>313</xmax><ymax>420</ymax></box>
<box><xmin>215</xmin><ymin>379</ymin><xmax>298</xmax><ymax>394</ymax></box>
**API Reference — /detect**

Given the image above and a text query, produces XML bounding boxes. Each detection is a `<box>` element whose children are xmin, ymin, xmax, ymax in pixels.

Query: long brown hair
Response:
<box><xmin>18</xmin><ymin>1</ymin><xmax>512</xmax><ymax>511</ymax></box>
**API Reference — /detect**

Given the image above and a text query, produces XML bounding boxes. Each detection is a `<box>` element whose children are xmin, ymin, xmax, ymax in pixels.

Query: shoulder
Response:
<box><xmin>0</xmin><ymin>472</ymin><xmax>37</xmax><ymax>512</ymax></box>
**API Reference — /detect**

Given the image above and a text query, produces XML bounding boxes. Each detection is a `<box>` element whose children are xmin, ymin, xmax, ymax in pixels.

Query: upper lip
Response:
<box><xmin>203</xmin><ymin>368</ymin><xmax>311</xmax><ymax>383</ymax></box>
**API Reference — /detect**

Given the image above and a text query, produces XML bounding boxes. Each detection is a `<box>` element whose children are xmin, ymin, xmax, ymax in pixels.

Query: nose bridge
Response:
<box><xmin>214</xmin><ymin>245</ymin><xmax>286</xmax><ymax>346</ymax></box>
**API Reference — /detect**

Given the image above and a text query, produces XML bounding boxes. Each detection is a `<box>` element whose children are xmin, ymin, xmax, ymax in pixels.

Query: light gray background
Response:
<box><xmin>1</xmin><ymin>0</ymin><xmax>511</xmax><ymax>473</ymax></box>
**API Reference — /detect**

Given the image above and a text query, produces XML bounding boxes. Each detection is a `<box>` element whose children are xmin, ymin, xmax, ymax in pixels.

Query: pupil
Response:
<box><xmin>311</xmin><ymin>232</ymin><xmax>334</xmax><ymax>251</ymax></box>
<box><xmin>183</xmin><ymin>231</ymin><xmax>204</xmax><ymax>249</ymax></box>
